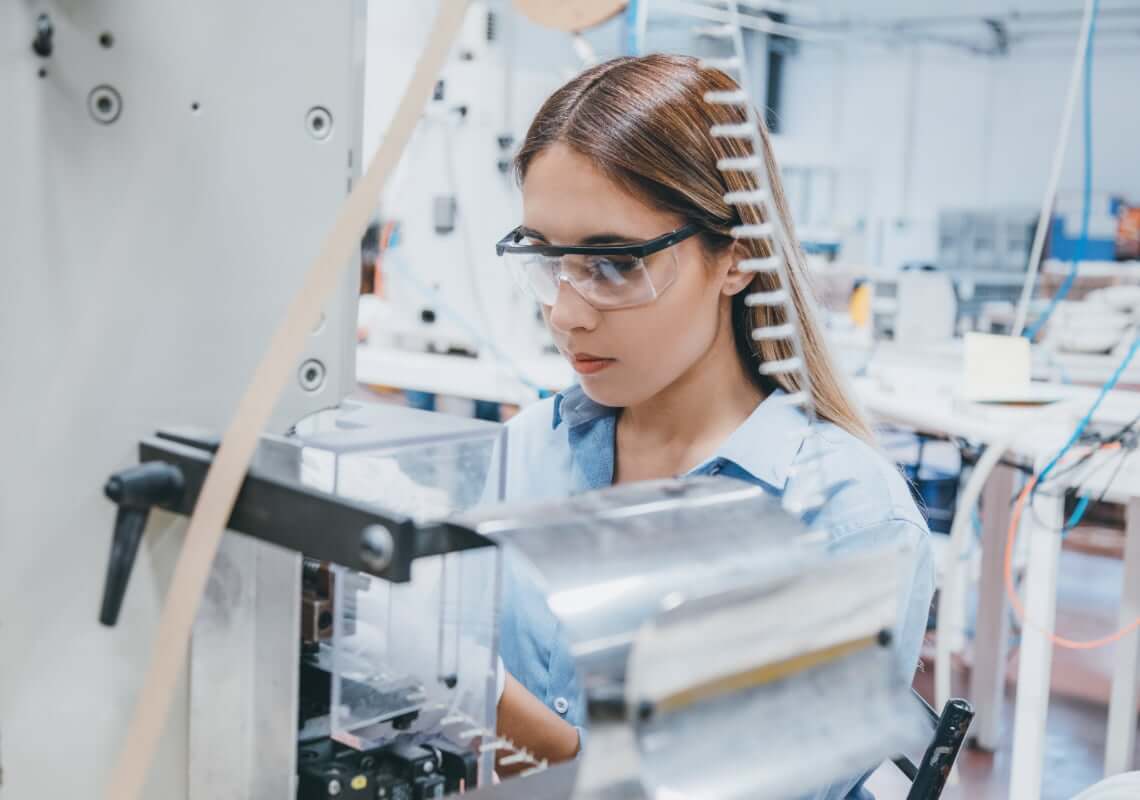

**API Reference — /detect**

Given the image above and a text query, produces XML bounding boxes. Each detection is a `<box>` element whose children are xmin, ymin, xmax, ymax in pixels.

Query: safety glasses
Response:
<box><xmin>495</xmin><ymin>223</ymin><xmax>701</xmax><ymax>310</ymax></box>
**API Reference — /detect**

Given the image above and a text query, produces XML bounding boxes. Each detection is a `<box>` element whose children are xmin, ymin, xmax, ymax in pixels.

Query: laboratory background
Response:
<box><xmin>3</xmin><ymin>1</ymin><xmax>1140</xmax><ymax>799</ymax></box>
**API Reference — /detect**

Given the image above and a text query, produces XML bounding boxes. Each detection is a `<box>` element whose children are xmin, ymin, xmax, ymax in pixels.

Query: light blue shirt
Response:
<box><xmin>497</xmin><ymin>385</ymin><xmax>933</xmax><ymax>798</ymax></box>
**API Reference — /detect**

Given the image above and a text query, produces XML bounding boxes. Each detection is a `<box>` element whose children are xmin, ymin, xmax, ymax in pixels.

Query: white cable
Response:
<box><xmin>1010</xmin><ymin>0</ymin><xmax>1099</xmax><ymax>337</ymax></box>
<box><xmin>933</xmin><ymin>436</ymin><xmax>1014</xmax><ymax>713</ymax></box>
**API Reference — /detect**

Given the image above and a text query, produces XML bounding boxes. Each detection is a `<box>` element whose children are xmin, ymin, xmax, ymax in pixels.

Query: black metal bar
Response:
<box><xmin>906</xmin><ymin>698</ymin><xmax>975</xmax><ymax>800</ymax></box>
<box><xmin>892</xmin><ymin>755</ymin><xmax>919</xmax><ymax>782</ymax></box>
<box><xmin>136</xmin><ymin>435</ymin><xmax>493</xmax><ymax>583</ymax></box>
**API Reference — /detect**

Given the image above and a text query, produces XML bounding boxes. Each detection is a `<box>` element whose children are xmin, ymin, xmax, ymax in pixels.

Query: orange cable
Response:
<box><xmin>1003</xmin><ymin>442</ymin><xmax>1138</xmax><ymax>650</ymax></box>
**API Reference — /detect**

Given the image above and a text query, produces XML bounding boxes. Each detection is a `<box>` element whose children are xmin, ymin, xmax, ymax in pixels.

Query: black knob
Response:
<box><xmin>104</xmin><ymin>461</ymin><xmax>184</xmax><ymax>509</ymax></box>
<box><xmin>99</xmin><ymin>462</ymin><xmax>184</xmax><ymax>626</ymax></box>
<box><xmin>32</xmin><ymin>13</ymin><xmax>53</xmax><ymax>58</ymax></box>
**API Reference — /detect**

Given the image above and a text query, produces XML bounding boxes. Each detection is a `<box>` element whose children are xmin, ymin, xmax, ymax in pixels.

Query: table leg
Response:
<box><xmin>1105</xmin><ymin>497</ymin><xmax>1140</xmax><ymax>775</ymax></box>
<box><xmin>1009</xmin><ymin>490</ymin><xmax>1063</xmax><ymax>800</ymax></box>
<box><xmin>970</xmin><ymin>463</ymin><xmax>1016</xmax><ymax>750</ymax></box>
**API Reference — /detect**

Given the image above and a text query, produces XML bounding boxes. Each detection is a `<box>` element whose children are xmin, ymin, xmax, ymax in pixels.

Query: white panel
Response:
<box><xmin>0</xmin><ymin>1</ymin><xmax>364</xmax><ymax>797</ymax></box>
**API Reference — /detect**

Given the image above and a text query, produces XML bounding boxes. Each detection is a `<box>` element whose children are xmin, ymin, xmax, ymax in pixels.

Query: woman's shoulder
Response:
<box><xmin>804</xmin><ymin>421</ymin><xmax>928</xmax><ymax>536</ymax></box>
<box><xmin>506</xmin><ymin>395</ymin><xmax>560</xmax><ymax>433</ymax></box>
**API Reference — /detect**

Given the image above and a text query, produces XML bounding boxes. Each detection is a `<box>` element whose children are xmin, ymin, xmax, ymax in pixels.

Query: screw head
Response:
<box><xmin>88</xmin><ymin>85</ymin><xmax>122</xmax><ymax>124</ymax></box>
<box><xmin>298</xmin><ymin>358</ymin><xmax>326</xmax><ymax>392</ymax></box>
<box><xmin>360</xmin><ymin>525</ymin><xmax>394</xmax><ymax>573</ymax></box>
<box><xmin>305</xmin><ymin>106</ymin><xmax>333</xmax><ymax>140</ymax></box>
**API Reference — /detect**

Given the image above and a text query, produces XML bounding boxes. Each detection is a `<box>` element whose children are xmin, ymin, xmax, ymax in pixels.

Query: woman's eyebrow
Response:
<box><xmin>520</xmin><ymin>227</ymin><xmax>639</xmax><ymax>246</ymax></box>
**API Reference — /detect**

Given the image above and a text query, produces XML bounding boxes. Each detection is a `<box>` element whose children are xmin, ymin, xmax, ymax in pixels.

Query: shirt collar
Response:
<box><xmin>552</xmin><ymin>385</ymin><xmax>809</xmax><ymax>491</ymax></box>
<box><xmin>701</xmin><ymin>389</ymin><xmax>808</xmax><ymax>490</ymax></box>
<box><xmin>551</xmin><ymin>384</ymin><xmax>614</xmax><ymax>430</ymax></box>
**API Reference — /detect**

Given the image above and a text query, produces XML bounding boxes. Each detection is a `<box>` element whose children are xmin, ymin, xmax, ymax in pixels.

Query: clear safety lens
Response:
<box><xmin>505</xmin><ymin>249</ymin><xmax>679</xmax><ymax>310</ymax></box>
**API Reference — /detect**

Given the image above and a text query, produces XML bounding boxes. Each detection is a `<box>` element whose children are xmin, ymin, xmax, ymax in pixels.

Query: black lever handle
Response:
<box><xmin>100</xmin><ymin>462</ymin><xmax>184</xmax><ymax>626</ymax></box>
<box><xmin>32</xmin><ymin>13</ymin><xmax>53</xmax><ymax>58</ymax></box>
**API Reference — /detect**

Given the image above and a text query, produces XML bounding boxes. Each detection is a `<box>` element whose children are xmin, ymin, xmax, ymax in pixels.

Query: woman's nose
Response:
<box><xmin>547</xmin><ymin>278</ymin><xmax>600</xmax><ymax>334</ymax></box>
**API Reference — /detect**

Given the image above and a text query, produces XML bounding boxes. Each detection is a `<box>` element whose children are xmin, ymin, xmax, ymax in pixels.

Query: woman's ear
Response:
<box><xmin>720</xmin><ymin>242</ymin><xmax>755</xmax><ymax>297</ymax></box>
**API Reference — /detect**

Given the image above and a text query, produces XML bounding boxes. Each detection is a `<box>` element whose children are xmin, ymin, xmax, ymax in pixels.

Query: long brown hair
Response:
<box><xmin>515</xmin><ymin>54</ymin><xmax>873</xmax><ymax>443</ymax></box>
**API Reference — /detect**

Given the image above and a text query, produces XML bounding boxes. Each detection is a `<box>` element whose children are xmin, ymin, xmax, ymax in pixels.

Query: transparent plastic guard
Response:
<box><xmin>328</xmin><ymin>549</ymin><xmax>499</xmax><ymax>761</ymax></box>
<box><xmin>292</xmin><ymin>402</ymin><xmax>504</xmax><ymax>785</ymax></box>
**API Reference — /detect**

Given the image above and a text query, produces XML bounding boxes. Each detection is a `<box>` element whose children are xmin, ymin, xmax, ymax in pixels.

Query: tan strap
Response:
<box><xmin>512</xmin><ymin>0</ymin><xmax>627</xmax><ymax>32</ymax></box>
<box><xmin>104</xmin><ymin>3</ymin><xmax>471</xmax><ymax>797</ymax></box>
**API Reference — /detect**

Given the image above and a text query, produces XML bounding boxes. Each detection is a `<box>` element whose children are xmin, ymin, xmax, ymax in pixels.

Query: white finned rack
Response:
<box><xmin>698</xmin><ymin>1</ymin><xmax>830</xmax><ymax>514</ymax></box>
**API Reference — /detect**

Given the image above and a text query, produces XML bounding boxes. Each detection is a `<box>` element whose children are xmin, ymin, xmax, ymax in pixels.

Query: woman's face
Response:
<box><xmin>521</xmin><ymin>144</ymin><xmax>748</xmax><ymax>408</ymax></box>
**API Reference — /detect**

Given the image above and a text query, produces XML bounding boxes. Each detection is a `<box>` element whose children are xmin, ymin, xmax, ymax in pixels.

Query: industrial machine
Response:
<box><xmin>95</xmin><ymin>402</ymin><xmax>939</xmax><ymax>799</ymax></box>
<box><xmin>2</xmin><ymin>2</ymin><xmax>969</xmax><ymax>798</ymax></box>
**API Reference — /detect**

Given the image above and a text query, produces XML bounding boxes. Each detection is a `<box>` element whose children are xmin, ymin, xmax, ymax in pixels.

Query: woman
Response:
<box><xmin>492</xmin><ymin>54</ymin><xmax>932</xmax><ymax>798</ymax></box>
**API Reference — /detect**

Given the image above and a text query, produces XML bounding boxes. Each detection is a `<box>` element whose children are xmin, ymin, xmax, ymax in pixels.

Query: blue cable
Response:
<box><xmin>624</xmin><ymin>0</ymin><xmax>643</xmax><ymax>56</ymax></box>
<box><xmin>1025</xmin><ymin>0</ymin><xmax>1099</xmax><ymax>341</ymax></box>
<box><xmin>1044</xmin><ymin>329</ymin><xmax>1133</xmax><ymax>532</ymax></box>
<box><xmin>1036</xmin><ymin>334</ymin><xmax>1140</xmax><ymax>504</ymax></box>
<box><xmin>1064</xmin><ymin>495</ymin><xmax>1091</xmax><ymax>531</ymax></box>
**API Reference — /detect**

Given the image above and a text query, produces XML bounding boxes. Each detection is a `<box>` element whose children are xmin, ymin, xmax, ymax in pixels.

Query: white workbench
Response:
<box><xmin>852</xmin><ymin>355</ymin><xmax>1140</xmax><ymax>798</ymax></box>
<box><xmin>834</xmin><ymin>338</ymin><xmax>1140</xmax><ymax>390</ymax></box>
<box><xmin>356</xmin><ymin>345</ymin><xmax>573</xmax><ymax>406</ymax></box>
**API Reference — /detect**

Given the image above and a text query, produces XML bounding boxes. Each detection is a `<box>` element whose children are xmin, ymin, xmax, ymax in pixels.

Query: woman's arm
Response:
<box><xmin>495</xmin><ymin>671</ymin><xmax>580</xmax><ymax>774</ymax></box>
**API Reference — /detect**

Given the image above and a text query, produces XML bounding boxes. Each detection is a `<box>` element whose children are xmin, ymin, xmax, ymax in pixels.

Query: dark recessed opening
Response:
<box><xmin>38</xmin><ymin>67</ymin><xmax>47</xmax><ymax>78</ymax></box>
<box><xmin>99</xmin><ymin>31</ymin><xmax>114</xmax><ymax>48</ymax></box>
<box><xmin>191</xmin><ymin>101</ymin><xmax>200</xmax><ymax>112</ymax></box>
<box><xmin>96</xmin><ymin>96</ymin><xmax>113</xmax><ymax>113</ymax></box>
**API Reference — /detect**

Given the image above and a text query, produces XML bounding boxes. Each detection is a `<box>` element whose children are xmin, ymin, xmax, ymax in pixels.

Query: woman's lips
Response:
<box><xmin>570</xmin><ymin>353</ymin><xmax>616</xmax><ymax>375</ymax></box>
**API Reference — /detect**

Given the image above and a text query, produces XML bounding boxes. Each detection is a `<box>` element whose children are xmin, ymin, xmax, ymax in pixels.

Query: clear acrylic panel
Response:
<box><xmin>292</xmin><ymin>401</ymin><xmax>504</xmax><ymax>787</ymax></box>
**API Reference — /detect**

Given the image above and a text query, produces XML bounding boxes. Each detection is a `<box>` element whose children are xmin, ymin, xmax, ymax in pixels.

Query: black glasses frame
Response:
<box><xmin>495</xmin><ymin>223</ymin><xmax>702</xmax><ymax>258</ymax></box>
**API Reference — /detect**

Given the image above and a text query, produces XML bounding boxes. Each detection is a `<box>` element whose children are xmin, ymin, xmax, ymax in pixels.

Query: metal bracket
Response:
<box><xmin>99</xmin><ymin>428</ymin><xmax>493</xmax><ymax>626</ymax></box>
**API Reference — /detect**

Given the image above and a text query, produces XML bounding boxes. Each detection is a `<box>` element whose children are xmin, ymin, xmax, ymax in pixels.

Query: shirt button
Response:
<box><xmin>553</xmin><ymin>696</ymin><xmax>570</xmax><ymax>716</ymax></box>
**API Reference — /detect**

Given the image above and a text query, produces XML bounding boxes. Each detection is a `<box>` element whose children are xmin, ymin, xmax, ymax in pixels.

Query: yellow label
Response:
<box><xmin>351</xmin><ymin>775</ymin><xmax>368</xmax><ymax>790</ymax></box>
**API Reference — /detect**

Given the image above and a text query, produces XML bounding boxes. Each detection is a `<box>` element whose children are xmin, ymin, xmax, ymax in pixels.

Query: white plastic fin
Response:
<box><xmin>704</xmin><ymin>89</ymin><xmax>748</xmax><ymax>105</ymax></box>
<box><xmin>751</xmin><ymin>323</ymin><xmax>796</xmax><ymax>341</ymax></box>
<box><xmin>745</xmin><ymin>289</ymin><xmax>789</xmax><ymax>306</ymax></box>
<box><xmin>758</xmin><ymin>356</ymin><xmax>804</xmax><ymax>375</ymax></box>
<box><xmin>737</xmin><ymin>256</ymin><xmax>781</xmax><ymax>273</ymax></box>
<box><xmin>731</xmin><ymin>223</ymin><xmax>774</xmax><ymax>239</ymax></box>
<box><xmin>711</xmin><ymin>123</ymin><xmax>754</xmax><ymax>138</ymax></box>
<box><xmin>699</xmin><ymin>56</ymin><xmax>742</xmax><ymax>71</ymax></box>
<box><xmin>724</xmin><ymin>189</ymin><xmax>769</xmax><ymax>205</ymax></box>
<box><xmin>716</xmin><ymin>155</ymin><xmax>762</xmax><ymax>171</ymax></box>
